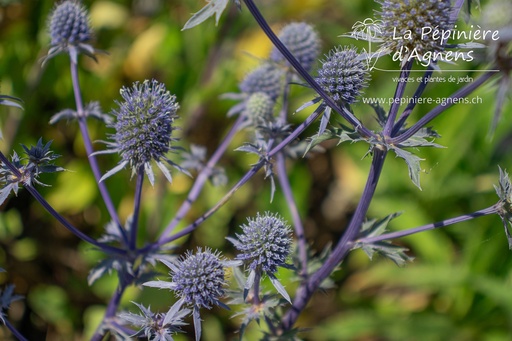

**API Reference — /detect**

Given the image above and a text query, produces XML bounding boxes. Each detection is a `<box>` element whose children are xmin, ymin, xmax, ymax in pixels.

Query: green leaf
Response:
<box><xmin>360</xmin><ymin>212</ymin><xmax>402</xmax><ymax>238</ymax></box>
<box><xmin>355</xmin><ymin>212</ymin><xmax>413</xmax><ymax>267</ymax></box>
<box><xmin>390</xmin><ymin>147</ymin><xmax>423</xmax><ymax>190</ymax></box>
<box><xmin>361</xmin><ymin>242</ymin><xmax>414</xmax><ymax>267</ymax></box>
<box><xmin>182</xmin><ymin>0</ymin><xmax>230</xmax><ymax>30</ymax></box>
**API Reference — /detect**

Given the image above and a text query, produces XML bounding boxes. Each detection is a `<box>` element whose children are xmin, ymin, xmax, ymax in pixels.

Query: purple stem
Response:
<box><xmin>391</xmin><ymin>70</ymin><xmax>495</xmax><ymax>145</ymax></box>
<box><xmin>392</xmin><ymin>67</ymin><xmax>434</xmax><ymax>136</ymax></box>
<box><xmin>253</xmin><ymin>270</ymin><xmax>262</xmax><ymax>305</ymax></box>
<box><xmin>3</xmin><ymin>318</ymin><xmax>28</xmax><ymax>341</ymax></box>
<box><xmin>276</xmin><ymin>153</ymin><xmax>308</xmax><ymax>277</ymax></box>
<box><xmin>24</xmin><ymin>184</ymin><xmax>126</xmax><ymax>255</ymax></box>
<box><xmin>383</xmin><ymin>60</ymin><xmax>413</xmax><ymax>136</ymax></box>
<box><xmin>358</xmin><ymin>205</ymin><xmax>499</xmax><ymax>244</ymax></box>
<box><xmin>153</xmin><ymin>108</ymin><xmax>323</xmax><ymax>248</ymax></box>
<box><xmin>69</xmin><ymin>61</ymin><xmax>126</xmax><ymax>244</ymax></box>
<box><xmin>0</xmin><ymin>150</ymin><xmax>124</xmax><ymax>254</ymax></box>
<box><xmin>90</xmin><ymin>283</ymin><xmax>126</xmax><ymax>341</ymax></box>
<box><xmin>130</xmin><ymin>168</ymin><xmax>144</xmax><ymax>250</ymax></box>
<box><xmin>242</xmin><ymin>0</ymin><xmax>375</xmax><ymax>139</ymax></box>
<box><xmin>158</xmin><ymin>114</ymin><xmax>245</xmax><ymax>240</ymax></box>
<box><xmin>282</xmin><ymin>148</ymin><xmax>387</xmax><ymax>329</ymax></box>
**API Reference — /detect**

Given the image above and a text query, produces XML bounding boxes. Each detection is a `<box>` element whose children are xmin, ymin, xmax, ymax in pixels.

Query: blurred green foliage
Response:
<box><xmin>0</xmin><ymin>0</ymin><xmax>511</xmax><ymax>340</ymax></box>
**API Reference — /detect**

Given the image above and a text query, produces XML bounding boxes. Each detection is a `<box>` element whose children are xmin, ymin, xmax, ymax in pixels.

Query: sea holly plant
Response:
<box><xmin>0</xmin><ymin>0</ymin><xmax>511</xmax><ymax>340</ymax></box>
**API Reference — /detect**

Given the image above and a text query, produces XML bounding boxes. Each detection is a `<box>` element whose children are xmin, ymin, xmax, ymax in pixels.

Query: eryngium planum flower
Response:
<box><xmin>377</xmin><ymin>0</ymin><xmax>452</xmax><ymax>58</ymax></box>
<box><xmin>270</xmin><ymin>22</ymin><xmax>321</xmax><ymax>72</ymax></box>
<box><xmin>239</xmin><ymin>63</ymin><xmax>285</xmax><ymax>101</ymax></box>
<box><xmin>171</xmin><ymin>248</ymin><xmax>226</xmax><ymax>310</ymax></box>
<box><xmin>315</xmin><ymin>46</ymin><xmax>370</xmax><ymax>105</ymax></box>
<box><xmin>97</xmin><ymin>79</ymin><xmax>181</xmax><ymax>185</ymax></box>
<box><xmin>45</xmin><ymin>0</ymin><xmax>96</xmax><ymax>63</ymax></box>
<box><xmin>229</xmin><ymin>212</ymin><xmax>292</xmax><ymax>274</ymax></box>
<box><xmin>144</xmin><ymin>248</ymin><xmax>230</xmax><ymax>341</ymax></box>
<box><xmin>245</xmin><ymin>92</ymin><xmax>275</xmax><ymax>125</ymax></box>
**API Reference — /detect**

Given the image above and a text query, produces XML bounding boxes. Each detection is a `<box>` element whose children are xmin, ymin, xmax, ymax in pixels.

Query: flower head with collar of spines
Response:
<box><xmin>96</xmin><ymin>79</ymin><xmax>184</xmax><ymax>186</ymax></box>
<box><xmin>144</xmin><ymin>248</ymin><xmax>236</xmax><ymax>341</ymax></box>
<box><xmin>44</xmin><ymin>0</ymin><xmax>98</xmax><ymax>64</ymax></box>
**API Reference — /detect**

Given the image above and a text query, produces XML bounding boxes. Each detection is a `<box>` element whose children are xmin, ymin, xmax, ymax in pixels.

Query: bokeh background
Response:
<box><xmin>0</xmin><ymin>0</ymin><xmax>511</xmax><ymax>340</ymax></box>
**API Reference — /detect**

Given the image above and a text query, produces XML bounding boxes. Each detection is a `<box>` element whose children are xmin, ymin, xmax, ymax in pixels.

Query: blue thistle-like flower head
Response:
<box><xmin>171</xmin><ymin>248</ymin><xmax>226</xmax><ymax>310</ymax></box>
<box><xmin>239</xmin><ymin>63</ymin><xmax>285</xmax><ymax>101</ymax></box>
<box><xmin>270</xmin><ymin>22</ymin><xmax>321</xmax><ymax>72</ymax></box>
<box><xmin>377</xmin><ymin>0</ymin><xmax>452</xmax><ymax>57</ymax></box>
<box><xmin>45</xmin><ymin>0</ymin><xmax>97</xmax><ymax>63</ymax></box>
<box><xmin>231</xmin><ymin>212</ymin><xmax>292</xmax><ymax>274</ymax></box>
<box><xmin>245</xmin><ymin>92</ymin><xmax>275</xmax><ymax>124</ymax></box>
<box><xmin>97</xmin><ymin>79</ymin><xmax>181</xmax><ymax>185</ymax></box>
<box><xmin>315</xmin><ymin>46</ymin><xmax>370</xmax><ymax>105</ymax></box>
<box><xmin>49</xmin><ymin>0</ymin><xmax>91</xmax><ymax>46</ymax></box>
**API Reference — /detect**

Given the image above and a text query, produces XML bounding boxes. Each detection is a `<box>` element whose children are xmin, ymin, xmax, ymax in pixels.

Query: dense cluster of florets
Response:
<box><xmin>239</xmin><ymin>64</ymin><xmax>285</xmax><ymax>101</ymax></box>
<box><xmin>245</xmin><ymin>92</ymin><xmax>275</xmax><ymax>124</ymax></box>
<box><xmin>232</xmin><ymin>212</ymin><xmax>292</xmax><ymax>274</ymax></box>
<box><xmin>270</xmin><ymin>22</ymin><xmax>321</xmax><ymax>72</ymax></box>
<box><xmin>377</xmin><ymin>0</ymin><xmax>452</xmax><ymax>56</ymax></box>
<box><xmin>315</xmin><ymin>46</ymin><xmax>369</xmax><ymax>105</ymax></box>
<box><xmin>171</xmin><ymin>248</ymin><xmax>226</xmax><ymax>309</ymax></box>
<box><xmin>99</xmin><ymin>79</ymin><xmax>180</xmax><ymax>183</ymax></box>
<box><xmin>49</xmin><ymin>0</ymin><xmax>91</xmax><ymax>46</ymax></box>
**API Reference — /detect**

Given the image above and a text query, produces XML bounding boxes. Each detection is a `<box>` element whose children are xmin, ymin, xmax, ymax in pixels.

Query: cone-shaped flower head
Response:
<box><xmin>245</xmin><ymin>92</ymin><xmax>275</xmax><ymax>124</ymax></box>
<box><xmin>231</xmin><ymin>212</ymin><xmax>292</xmax><ymax>274</ymax></box>
<box><xmin>315</xmin><ymin>46</ymin><xmax>370</xmax><ymax>105</ymax></box>
<box><xmin>377</xmin><ymin>0</ymin><xmax>453</xmax><ymax>57</ymax></box>
<box><xmin>239</xmin><ymin>64</ymin><xmax>285</xmax><ymax>101</ymax></box>
<box><xmin>49</xmin><ymin>0</ymin><xmax>91</xmax><ymax>46</ymax></box>
<box><xmin>270</xmin><ymin>22</ymin><xmax>321</xmax><ymax>72</ymax></box>
<box><xmin>45</xmin><ymin>1</ymin><xmax>96</xmax><ymax>63</ymax></box>
<box><xmin>171</xmin><ymin>248</ymin><xmax>226</xmax><ymax>309</ymax></box>
<box><xmin>98</xmin><ymin>79</ymin><xmax>180</xmax><ymax>185</ymax></box>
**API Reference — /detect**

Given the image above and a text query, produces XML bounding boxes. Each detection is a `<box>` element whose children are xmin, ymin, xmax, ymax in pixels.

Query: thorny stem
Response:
<box><xmin>282</xmin><ymin>148</ymin><xmax>387</xmax><ymax>329</ymax></box>
<box><xmin>69</xmin><ymin>60</ymin><xmax>127</xmax><ymax>244</ymax></box>
<box><xmin>391</xmin><ymin>70</ymin><xmax>496</xmax><ymax>145</ymax></box>
<box><xmin>383</xmin><ymin>60</ymin><xmax>413</xmax><ymax>137</ymax></box>
<box><xmin>153</xmin><ymin>108</ymin><xmax>322</xmax><ymax>248</ymax></box>
<box><xmin>276</xmin><ymin>153</ymin><xmax>308</xmax><ymax>277</ymax></box>
<box><xmin>358</xmin><ymin>205</ymin><xmax>499</xmax><ymax>244</ymax></box>
<box><xmin>4</xmin><ymin>318</ymin><xmax>28</xmax><ymax>341</ymax></box>
<box><xmin>90</xmin><ymin>282</ymin><xmax>127</xmax><ymax>341</ymax></box>
<box><xmin>158</xmin><ymin>114</ymin><xmax>245</xmax><ymax>240</ymax></box>
<box><xmin>242</xmin><ymin>0</ymin><xmax>375</xmax><ymax>139</ymax></box>
<box><xmin>130</xmin><ymin>168</ymin><xmax>144</xmax><ymax>250</ymax></box>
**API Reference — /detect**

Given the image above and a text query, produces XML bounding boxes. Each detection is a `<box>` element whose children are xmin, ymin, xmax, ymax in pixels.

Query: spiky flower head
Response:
<box><xmin>377</xmin><ymin>0</ymin><xmax>452</xmax><ymax>58</ymax></box>
<box><xmin>239</xmin><ymin>64</ymin><xmax>285</xmax><ymax>101</ymax></box>
<box><xmin>45</xmin><ymin>1</ymin><xmax>96</xmax><ymax>63</ymax></box>
<box><xmin>49</xmin><ymin>1</ymin><xmax>90</xmax><ymax>46</ymax></box>
<box><xmin>315</xmin><ymin>46</ymin><xmax>370</xmax><ymax>105</ymax></box>
<box><xmin>245</xmin><ymin>92</ymin><xmax>275</xmax><ymax>124</ymax></box>
<box><xmin>230</xmin><ymin>212</ymin><xmax>292</xmax><ymax>274</ymax></box>
<box><xmin>170</xmin><ymin>248</ymin><xmax>226</xmax><ymax>310</ymax></box>
<box><xmin>98</xmin><ymin>79</ymin><xmax>181</xmax><ymax>185</ymax></box>
<box><xmin>270</xmin><ymin>22</ymin><xmax>321</xmax><ymax>72</ymax></box>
